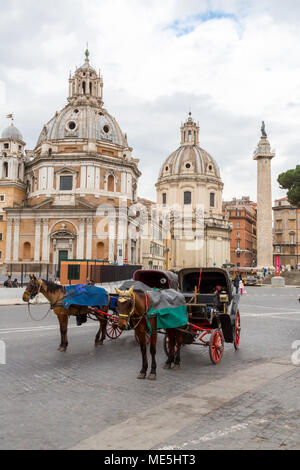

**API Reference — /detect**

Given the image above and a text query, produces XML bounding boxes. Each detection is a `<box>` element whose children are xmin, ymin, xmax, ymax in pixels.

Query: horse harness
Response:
<box><xmin>118</xmin><ymin>291</ymin><xmax>149</xmax><ymax>330</ymax></box>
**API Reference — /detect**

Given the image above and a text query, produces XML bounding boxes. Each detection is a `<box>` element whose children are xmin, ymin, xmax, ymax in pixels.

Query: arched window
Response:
<box><xmin>89</xmin><ymin>82</ymin><xmax>93</xmax><ymax>94</ymax></box>
<box><xmin>23</xmin><ymin>242</ymin><xmax>32</xmax><ymax>260</ymax></box>
<box><xmin>184</xmin><ymin>191</ymin><xmax>192</xmax><ymax>205</ymax></box>
<box><xmin>17</xmin><ymin>164</ymin><xmax>22</xmax><ymax>180</ymax></box>
<box><xmin>162</xmin><ymin>193</ymin><xmax>167</xmax><ymax>206</ymax></box>
<box><xmin>210</xmin><ymin>193</ymin><xmax>215</xmax><ymax>208</ymax></box>
<box><xmin>108</xmin><ymin>175</ymin><xmax>114</xmax><ymax>192</ymax></box>
<box><xmin>3</xmin><ymin>162</ymin><xmax>8</xmax><ymax>178</ymax></box>
<box><xmin>82</xmin><ymin>81</ymin><xmax>86</xmax><ymax>94</ymax></box>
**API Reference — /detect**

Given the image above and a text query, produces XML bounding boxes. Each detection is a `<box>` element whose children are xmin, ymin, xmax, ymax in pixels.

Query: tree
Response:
<box><xmin>278</xmin><ymin>165</ymin><xmax>300</xmax><ymax>207</ymax></box>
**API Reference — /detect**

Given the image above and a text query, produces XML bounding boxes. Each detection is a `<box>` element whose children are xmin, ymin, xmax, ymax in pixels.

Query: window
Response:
<box><xmin>0</xmin><ymin>215</ymin><xmax>3</xmax><ymax>222</ymax></box>
<box><xmin>276</xmin><ymin>246</ymin><xmax>281</xmax><ymax>253</ymax></box>
<box><xmin>210</xmin><ymin>193</ymin><xmax>215</xmax><ymax>207</ymax></box>
<box><xmin>4</xmin><ymin>143</ymin><xmax>9</xmax><ymax>149</ymax></box>
<box><xmin>237</xmin><ymin>241</ymin><xmax>240</xmax><ymax>249</ymax></box>
<box><xmin>60</xmin><ymin>175</ymin><xmax>73</xmax><ymax>191</ymax></box>
<box><xmin>68</xmin><ymin>265</ymin><xmax>81</xmax><ymax>281</ymax></box>
<box><xmin>237</xmin><ymin>232</ymin><xmax>240</xmax><ymax>237</ymax></box>
<box><xmin>0</xmin><ymin>233</ymin><xmax>3</xmax><ymax>241</ymax></box>
<box><xmin>290</xmin><ymin>234</ymin><xmax>295</xmax><ymax>244</ymax></box>
<box><xmin>0</xmin><ymin>195</ymin><xmax>5</xmax><ymax>202</ymax></box>
<box><xmin>3</xmin><ymin>162</ymin><xmax>8</xmax><ymax>178</ymax></box>
<box><xmin>0</xmin><ymin>252</ymin><xmax>2</xmax><ymax>259</ymax></box>
<box><xmin>184</xmin><ymin>191</ymin><xmax>192</xmax><ymax>205</ymax></box>
<box><xmin>237</xmin><ymin>222</ymin><xmax>240</xmax><ymax>228</ymax></box>
<box><xmin>237</xmin><ymin>252</ymin><xmax>241</xmax><ymax>258</ymax></box>
<box><xmin>162</xmin><ymin>193</ymin><xmax>167</xmax><ymax>206</ymax></box>
<box><xmin>237</xmin><ymin>211</ymin><xmax>240</xmax><ymax>216</ymax></box>
<box><xmin>107</xmin><ymin>175</ymin><xmax>114</xmax><ymax>192</ymax></box>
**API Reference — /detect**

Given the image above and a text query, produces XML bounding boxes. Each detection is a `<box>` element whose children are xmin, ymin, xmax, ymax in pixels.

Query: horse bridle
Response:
<box><xmin>118</xmin><ymin>293</ymin><xmax>136</xmax><ymax>321</ymax></box>
<box><xmin>117</xmin><ymin>292</ymin><xmax>150</xmax><ymax>330</ymax></box>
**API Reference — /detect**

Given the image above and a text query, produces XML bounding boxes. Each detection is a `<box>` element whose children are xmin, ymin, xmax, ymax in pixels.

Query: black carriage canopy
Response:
<box><xmin>133</xmin><ymin>270</ymin><xmax>179</xmax><ymax>290</ymax></box>
<box><xmin>178</xmin><ymin>268</ymin><xmax>233</xmax><ymax>300</ymax></box>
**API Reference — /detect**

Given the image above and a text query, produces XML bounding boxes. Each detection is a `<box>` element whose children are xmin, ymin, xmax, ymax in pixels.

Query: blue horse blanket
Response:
<box><xmin>63</xmin><ymin>285</ymin><xmax>110</xmax><ymax>309</ymax></box>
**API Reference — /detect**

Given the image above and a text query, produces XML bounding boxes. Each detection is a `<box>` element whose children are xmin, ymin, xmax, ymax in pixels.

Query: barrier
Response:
<box><xmin>0</xmin><ymin>281</ymin><xmax>130</xmax><ymax>306</ymax></box>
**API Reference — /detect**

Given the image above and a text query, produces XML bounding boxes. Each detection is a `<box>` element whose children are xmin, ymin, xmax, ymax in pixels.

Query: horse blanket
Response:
<box><xmin>63</xmin><ymin>284</ymin><xmax>110</xmax><ymax>309</ymax></box>
<box><xmin>147</xmin><ymin>289</ymin><xmax>188</xmax><ymax>330</ymax></box>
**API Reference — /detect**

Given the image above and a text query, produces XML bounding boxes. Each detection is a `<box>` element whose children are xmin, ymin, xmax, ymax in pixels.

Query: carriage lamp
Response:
<box><xmin>219</xmin><ymin>292</ymin><xmax>229</xmax><ymax>303</ymax></box>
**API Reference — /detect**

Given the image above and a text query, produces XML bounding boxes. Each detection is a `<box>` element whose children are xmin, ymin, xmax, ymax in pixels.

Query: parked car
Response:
<box><xmin>244</xmin><ymin>275</ymin><xmax>259</xmax><ymax>286</ymax></box>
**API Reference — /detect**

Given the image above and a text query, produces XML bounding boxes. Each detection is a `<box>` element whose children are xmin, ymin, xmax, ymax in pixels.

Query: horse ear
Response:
<box><xmin>128</xmin><ymin>286</ymin><xmax>134</xmax><ymax>296</ymax></box>
<box><xmin>115</xmin><ymin>288</ymin><xmax>122</xmax><ymax>296</ymax></box>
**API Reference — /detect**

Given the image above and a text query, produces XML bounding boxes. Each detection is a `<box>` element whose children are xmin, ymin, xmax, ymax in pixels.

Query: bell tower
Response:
<box><xmin>68</xmin><ymin>48</ymin><xmax>104</xmax><ymax>108</ymax></box>
<box><xmin>180</xmin><ymin>112</ymin><xmax>200</xmax><ymax>146</ymax></box>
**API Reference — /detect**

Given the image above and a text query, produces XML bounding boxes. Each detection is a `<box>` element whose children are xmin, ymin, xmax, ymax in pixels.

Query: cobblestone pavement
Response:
<box><xmin>0</xmin><ymin>287</ymin><xmax>299</xmax><ymax>450</ymax></box>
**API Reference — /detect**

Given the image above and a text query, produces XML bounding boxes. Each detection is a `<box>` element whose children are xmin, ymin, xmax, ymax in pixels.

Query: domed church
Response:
<box><xmin>0</xmin><ymin>50</ymin><xmax>141</xmax><ymax>272</ymax></box>
<box><xmin>156</xmin><ymin>113</ymin><xmax>231</xmax><ymax>269</ymax></box>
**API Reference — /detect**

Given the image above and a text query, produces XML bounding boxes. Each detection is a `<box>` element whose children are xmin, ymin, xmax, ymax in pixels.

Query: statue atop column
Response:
<box><xmin>261</xmin><ymin>121</ymin><xmax>267</xmax><ymax>138</ymax></box>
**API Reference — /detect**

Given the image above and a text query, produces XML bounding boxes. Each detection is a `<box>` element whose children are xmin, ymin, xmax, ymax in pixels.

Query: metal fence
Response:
<box><xmin>90</xmin><ymin>265</ymin><xmax>142</xmax><ymax>284</ymax></box>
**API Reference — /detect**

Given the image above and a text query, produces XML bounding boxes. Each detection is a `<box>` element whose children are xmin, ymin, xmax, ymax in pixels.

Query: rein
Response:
<box><xmin>118</xmin><ymin>292</ymin><xmax>150</xmax><ymax>330</ymax></box>
<box><xmin>26</xmin><ymin>282</ymin><xmax>64</xmax><ymax>322</ymax></box>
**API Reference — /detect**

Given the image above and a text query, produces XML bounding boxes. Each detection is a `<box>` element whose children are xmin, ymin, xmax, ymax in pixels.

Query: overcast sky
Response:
<box><xmin>0</xmin><ymin>0</ymin><xmax>299</xmax><ymax>203</ymax></box>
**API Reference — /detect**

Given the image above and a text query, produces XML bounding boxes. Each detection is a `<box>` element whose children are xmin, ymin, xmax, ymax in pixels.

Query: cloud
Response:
<box><xmin>0</xmin><ymin>0</ymin><xmax>299</xmax><ymax>204</ymax></box>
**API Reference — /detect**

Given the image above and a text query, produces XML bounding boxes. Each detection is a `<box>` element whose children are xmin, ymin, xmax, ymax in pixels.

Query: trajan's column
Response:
<box><xmin>253</xmin><ymin>122</ymin><xmax>275</xmax><ymax>268</ymax></box>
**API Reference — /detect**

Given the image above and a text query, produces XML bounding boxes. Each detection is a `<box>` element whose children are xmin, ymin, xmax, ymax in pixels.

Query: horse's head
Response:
<box><xmin>115</xmin><ymin>286</ymin><xmax>135</xmax><ymax>330</ymax></box>
<box><xmin>23</xmin><ymin>275</ymin><xmax>42</xmax><ymax>303</ymax></box>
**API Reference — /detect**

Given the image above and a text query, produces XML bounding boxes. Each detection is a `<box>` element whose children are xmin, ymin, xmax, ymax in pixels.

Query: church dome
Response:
<box><xmin>158</xmin><ymin>114</ymin><xmax>221</xmax><ymax>182</ymax></box>
<box><xmin>36</xmin><ymin>50</ymin><xmax>127</xmax><ymax>149</ymax></box>
<box><xmin>36</xmin><ymin>105</ymin><xmax>127</xmax><ymax>147</ymax></box>
<box><xmin>1</xmin><ymin>123</ymin><xmax>23</xmax><ymax>141</ymax></box>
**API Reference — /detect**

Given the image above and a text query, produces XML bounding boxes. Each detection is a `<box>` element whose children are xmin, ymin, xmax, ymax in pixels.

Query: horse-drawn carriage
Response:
<box><xmin>163</xmin><ymin>268</ymin><xmax>241</xmax><ymax>364</ymax></box>
<box><xmin>23</xmin><ymin>267</ymin><xmax>241</xmax><ymax>379</ymax></box>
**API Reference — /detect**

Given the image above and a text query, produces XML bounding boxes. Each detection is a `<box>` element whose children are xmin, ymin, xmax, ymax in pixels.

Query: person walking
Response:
<box><xmin>12</xmin><ymin>279</ymin><xmax>19</xmax><ymax>288</ymax></box>
<box><xmin>239</xmin><ymin>278</ymin><xmax>244</xmax><ymax>295</ymax></box>
<box><xmin>233</xmin><ymin>275</ymin><xmax>240</xmax><ymax>295</ymax></box>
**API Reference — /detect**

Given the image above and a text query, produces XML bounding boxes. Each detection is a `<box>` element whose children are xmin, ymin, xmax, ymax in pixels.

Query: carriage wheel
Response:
<box><xmin>135</xmin><ymin>331</ymin><xmax>151</xmax><ymax>345</ymax></box>
<box><xmin>106</xmin><ymin>318</ymin><xmax>123</xmax><ymax>340</ymax></box>
<box><xmin>209</xmin><ymin>329</ymin><xmax>224</xmax><ymax>364</ymax></box>
<box><xmin>234</xmin><ymin>311</ymin><xmax>241</xmax><ymax>350</ymax></box>
<box><xmin>164</xmin><ymin>335</ymin><xmax>179</xmax><ymax>357</ymax></box>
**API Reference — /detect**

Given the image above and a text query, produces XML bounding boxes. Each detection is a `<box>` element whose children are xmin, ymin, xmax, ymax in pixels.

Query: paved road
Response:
<box><xmin>0</xmin><ymin>287</ymin><xmax>299</xmax><ymax>450</ymax></box>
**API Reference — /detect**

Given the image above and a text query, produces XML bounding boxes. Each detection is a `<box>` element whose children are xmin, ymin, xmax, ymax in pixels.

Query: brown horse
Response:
<box><xmin>23</xmin><ymin>275</ymin><xmax>109</xmax><ymax>352</ymax></box>
<box><xmin>115</xmin><ymin>286</ymin><xmax>184</xmax><ymax>380</ymax></box>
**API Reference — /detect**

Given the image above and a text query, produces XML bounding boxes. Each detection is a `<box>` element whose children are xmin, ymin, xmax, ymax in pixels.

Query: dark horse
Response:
<box><xmin>23</xmin><ymin>275</ymin><xmax>109</xmax><ymax>352</ymax></box>
<box><xmin>115</xmin><ymin>286</ymin><xmax>184</xmax><ymax>380</ymax></box>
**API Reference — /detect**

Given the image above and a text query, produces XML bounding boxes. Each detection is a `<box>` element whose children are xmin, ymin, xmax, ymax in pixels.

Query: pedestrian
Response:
<box><xmin>4</xmin><ymin>276</ymin><xmax>13</xmax><ymax>288</ymax></box>
<box><xmin>12</xmin><ymin>279</ymin><xmax>19</xmax><ymax>288</ymax></box>
<box><xmin>233</xmin><ymin>275</ymin><xmax>240</xmax><ymax>295</ymax></box>
<box><xmin>239</xmin><ymin>278</ymin><xmax>244</xmax><ymax>295</ymax></box>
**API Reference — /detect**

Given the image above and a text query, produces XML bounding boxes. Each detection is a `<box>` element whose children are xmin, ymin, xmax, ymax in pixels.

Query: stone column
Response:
<box><xmin>253</xmin><ymin>127</ymin><xmax>275</xmax><ymax>268</ymax></box>
<box><xmin>5</xmin><ymin>218</ymin><xmax>13</xmax><ymax>262</ymax></box>
<box><xmin>41</xmin><ymin>219</ymin><xmax>49</xmax><ymax>263</ymax></box>
<box><xmin>109</xmin><ymin>219</ymin><xmax>116</xmax><ymax>264</ymax></box>
<box><xmin>77</xmin><ymin>218</ymin><xmax>85</xmax><ymax>259</ymax></box>
<box><xmin>34</xmin><ymin>219</ymin><xmax>41</xmax><ymax>262</ymax></box>
<box><xmin>86</xmin><ymin>218</ymin><xmax>93</xmax><ymax>260</ymax></box>
<box><xmin>13</xmin><ymin>218</ymin><xmax>20</xmax><ymax>262</ymax></box>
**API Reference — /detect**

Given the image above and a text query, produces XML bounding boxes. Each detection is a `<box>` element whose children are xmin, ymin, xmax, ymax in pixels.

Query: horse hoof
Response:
<box><xmin>137</xmin><ymin>373</ymin><xmax>147</xmax><ymax>380</ymax></box>
<box><xmin>57</xmin><ymin>346</ymin><xmax>67</xmax><ymax>352</ymax></box>
<box><xmin>163</xmin><ymin>363</ymin><xmax>172</xmax><ymax>370</ymax></box>
<box><xmin>174</xmin><ymin>364</ymin><xmax>181</xmax><ymax>370</ymax></box>
<box><xmin>95</xmin><ymin>341</ymin><xmax>103</xmax><ymax>347</ymax></box>
<box><xmin>148</xmin><ymin>374</ymin><xmax>157</xmax><ymax>381</ymax></box>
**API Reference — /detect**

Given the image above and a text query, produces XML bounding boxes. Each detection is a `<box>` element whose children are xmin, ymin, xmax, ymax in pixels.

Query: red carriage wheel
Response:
<box><xmin>209</xmin><ymin>329</ymin><xmax>224</xmax><ymax>364</ymax></box>
<box><xmin>164</xmin><ymin>334</ymin><xmax>179</xmax><ymax>357</ymax></box>
<box><xmin>106</xmin><ymin>318</ymin><xmax>123</xmax><ymax>340</ymax></box>
<box><xmin>135</xmin><ymin>331</ymin><xmax>151</xmax><ymax>345</ymax></box>
<box><xmin>234</xmin><ymin>310</ymin><xmax>241</xmax><ymax>350</ymax></box>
